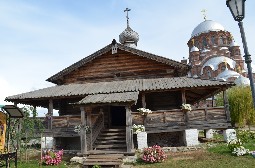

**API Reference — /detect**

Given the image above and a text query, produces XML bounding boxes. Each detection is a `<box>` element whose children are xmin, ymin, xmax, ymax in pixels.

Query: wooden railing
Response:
<box><xmin>132</xmin><ymin>107</ymin><xmax>232</xmax><ymax>133</ymax></box>
<box><xmin>37</xmin><ymin>114</ymin><xmax>101</xmax><ymax>137</ymax></box>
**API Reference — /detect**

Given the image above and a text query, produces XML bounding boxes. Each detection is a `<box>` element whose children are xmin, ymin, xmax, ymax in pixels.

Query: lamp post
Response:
<box><xmin>226</xmin><ymin>0</ymin><xmax>255</xmax><ymax>108</ymax></box>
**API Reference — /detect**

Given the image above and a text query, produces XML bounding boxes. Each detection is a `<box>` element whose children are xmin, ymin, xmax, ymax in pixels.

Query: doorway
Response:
<box><xmin>110</xmin><ymin>106</ymin><xmax>126</xmax><ymax>127</ymax></box>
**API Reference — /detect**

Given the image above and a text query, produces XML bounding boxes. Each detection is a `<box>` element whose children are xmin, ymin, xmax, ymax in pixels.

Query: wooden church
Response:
<box><xmin>5</xmin><ymin>9</ymin><xmax>234</xmax><ymax>155</ymax></box>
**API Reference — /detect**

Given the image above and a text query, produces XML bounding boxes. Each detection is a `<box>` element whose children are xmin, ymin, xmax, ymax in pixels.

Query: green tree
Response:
<box><xmin>216</xmin><ymin>86</ymin><xmax>255</xmax><ymax>128</ymax></box>
<box><xmin>8</xmin><ymin>106</ymin><xmax>44</xmax><ymax>160</ymax></box>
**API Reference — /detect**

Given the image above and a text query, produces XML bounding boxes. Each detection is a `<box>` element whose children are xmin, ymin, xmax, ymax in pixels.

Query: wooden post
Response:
<box><xmin>223</xmin><ymin>89</ymin><xmax>231</xmax><ymax>122</ymax></box>
<box><xmin>181</xmin><ymin>90</ymin><xmax>186</xmax><ymax>104</ymax></box>
<box><xmin>80</xmin><ymin>106</ymin><xmax>87</xmax><ymax>155</ymax></box>
<box><xmin>85</xmin><ymin>107</ymin><xmax>92</xmax><ymax>151</ymax></box>
<box><xmin>142</xmin><ymin>93</ymin><xmax>146</xmax><ymax>108</ymax></box>
<box><xmin>48</xmin><ymin>99</ymin><xmax>53</xmax><ymax>130</ymax></box>
<box><xmin>182</xmin><ymin>90</ymin><xmax>189</xmax><ymax>125</ymax></box>
<box><xmin>125</xmin><ymin>105</ymin><xmax>132</xmax><ymax>153</ymax></box>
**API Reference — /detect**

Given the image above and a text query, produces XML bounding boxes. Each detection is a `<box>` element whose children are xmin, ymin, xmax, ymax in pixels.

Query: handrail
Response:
<box><xmin>91</xmin><ymin>112</ymin><xmax>104</xmax><ymax>145</ymax></box>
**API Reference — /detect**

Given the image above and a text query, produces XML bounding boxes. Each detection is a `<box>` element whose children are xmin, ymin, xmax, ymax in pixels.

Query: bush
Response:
<box><xmin>42</xmin><ymin>149</ymin><xmax>64</xmax><ymax>166</ymax></box>
<box><xmin>236</xmin><ymin>130</ymin><xmax>255</xmax><ymax>143</ymax></box>
<box><xmin>141</xmin><ymin>145</ymin><xmax>167</xmax><ymax>163</ymax></box>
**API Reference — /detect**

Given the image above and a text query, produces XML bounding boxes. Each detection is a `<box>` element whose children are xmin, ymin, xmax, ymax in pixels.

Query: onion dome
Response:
<box><xmin>191</xmin><ymin>20</ymin><xmax>225</xmax><ymax>38</ymax></box>
<box><xmin>190</xmin><ymin>46</ymin><xmax>199</xmax><ymax>52</ymax></box>
<box><xmin>234</xmin><ymin>75</ymin><xmax>250</xmax><ymax>86</ymax></box>
<box><xmin>217</xmin><ymin>67</ymin><xmax>240</xmax><ymax>80</ymax></box>
<box><xmin>119</xmin><ymin>26</ymin><xmax>139</xmax><ymax>48</ymax></box>
<box><xmin>230</xmin><ymin>40</ymin><xmax>239</xmax><ymax>47</ymax></box>
<box><xmin>201</xmin><ymin>56</ymin><xmax>236</xmax><ymax>74</ymax></box>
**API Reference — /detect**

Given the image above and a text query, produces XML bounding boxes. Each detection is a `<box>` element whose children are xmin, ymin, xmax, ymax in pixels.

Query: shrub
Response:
<box><xmin>236</xmin><ymin>130</ymin><xmax>255</xmax><ymax>143</ymax></box>
<box><xmin>42</xmin><ymin>149</ymin><xmax>64</xmax><ymax>166</ymax></box>
<box><xmin>141</xmin><ymin>145</ymin><xmax>167</xmax><ymax>163</ymax></box>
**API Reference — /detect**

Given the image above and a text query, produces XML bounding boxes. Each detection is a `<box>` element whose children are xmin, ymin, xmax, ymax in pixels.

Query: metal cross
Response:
<box><xmin>201</xmin><ymin>9</ymin><xmax>207</xmax><ymax>21</ymax></box>
<box><xmin>124</xmin><ymin>8</ymin><xmax>131</xmax><ymax>27</ymax></box>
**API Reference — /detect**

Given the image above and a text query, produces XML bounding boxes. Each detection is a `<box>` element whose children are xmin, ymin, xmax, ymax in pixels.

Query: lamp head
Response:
<box><xmin>226</xmin><ymin>0</ymin><xmax>246</xmax><ymax>21</ymax></box>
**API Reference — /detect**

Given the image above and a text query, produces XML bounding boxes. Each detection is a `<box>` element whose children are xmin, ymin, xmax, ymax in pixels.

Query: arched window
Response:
<box><xmin>219</xmin><ymin>36</ymin><xmax>223</xmax><ymax>45</ymax></box>
<box><xmin>221</xmin><ymin>65</ymin><xmax>226</xmax><ymax>72</ymax></box>
<box><xmin>207</xmin><ymin>70</ymin><xmax>212</xmax><ymax>79</ymax></box>
<box><xmin>203</xmin><ymin>37</ymin><xmax>207</xmax><ymax>47</ymax></box>
<box><xmin>211</xmin><ymin>36</ymin><xmax>215</xmax><ymax>45</ymax></box>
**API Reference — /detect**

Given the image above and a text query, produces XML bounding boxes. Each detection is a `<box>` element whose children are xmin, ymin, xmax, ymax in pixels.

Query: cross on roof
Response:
<box><xmin>201</xmin><ymin>9</ymin><xmax>207</xmax><ymax>21</ymax></box>
<box><xmin>124</xmin><ymin>8</ymin><xmax>131</xmax><ymax>27</ymax></box>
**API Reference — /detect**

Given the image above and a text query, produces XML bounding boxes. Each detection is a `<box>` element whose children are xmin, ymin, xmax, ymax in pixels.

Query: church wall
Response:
<box><xmin>61</xmin><ymin>50</ymin><xmax>176</xmax><ymax>84</ymax></box>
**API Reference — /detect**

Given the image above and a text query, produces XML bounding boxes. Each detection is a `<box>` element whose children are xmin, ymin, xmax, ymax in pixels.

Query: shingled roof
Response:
<box><xmin>46</xmin><ymin>42</ymin><xmax>189</xmax><ymax>84</ymax></box>
<box><xmin>76</xmin><ymin>92</ymin><xmax>139</xmax><ymax>105</ymax></box>
<box><xmin>6</xmin><ymin>77</ymin><xmax>234</xmax><ymax>103</ymax></box>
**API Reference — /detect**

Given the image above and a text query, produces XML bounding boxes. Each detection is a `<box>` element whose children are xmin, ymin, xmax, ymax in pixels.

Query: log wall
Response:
<box><xmin>62</xmin><ymin>50</ymin><xmax>176</xmax><ymax>84</ymax></box>
<box><xmin>132</xmin><ymin>107</ymin><xmax>232</xmax><ymax>133</ymax></box>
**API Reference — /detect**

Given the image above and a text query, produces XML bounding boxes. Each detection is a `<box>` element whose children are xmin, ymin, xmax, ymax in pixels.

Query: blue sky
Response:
<box><xmin>1</xmin><ymin>0</ymin><xmax>255</xmax><ymax>115</ymax></box>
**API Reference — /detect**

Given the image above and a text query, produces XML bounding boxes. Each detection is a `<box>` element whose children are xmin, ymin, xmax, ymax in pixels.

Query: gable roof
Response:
<box><xmin>47</xmin><ymin>42</ymin><xmax>189</xmax><ymax>84</ymax></box>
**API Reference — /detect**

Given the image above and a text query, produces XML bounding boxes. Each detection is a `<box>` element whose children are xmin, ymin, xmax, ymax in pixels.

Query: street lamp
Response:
<box><xmin>226</xmin><ymin>0</ymin><xmax>255</xmax><ymax>108</ymax></box>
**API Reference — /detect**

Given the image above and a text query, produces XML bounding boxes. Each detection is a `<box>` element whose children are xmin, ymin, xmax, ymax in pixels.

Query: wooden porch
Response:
<box><xmin>132</xmin><ymin>106</ymin><xmax>232</xmax><ymax>133</ymax></box>
<box><xmin>39</xmin><ymin>105</ymin><xmax>231</xmax><ymax>154</ymax></box>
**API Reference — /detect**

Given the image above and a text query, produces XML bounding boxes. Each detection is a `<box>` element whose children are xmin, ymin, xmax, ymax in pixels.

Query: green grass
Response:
<box><xmin>7</xmin><ymin>160</ymin><xmax>72</xmax><ymax>168</ymax></box>
<box><xmin>133</xmin><ymin>139</ymin><xmax>255</xmax><ymax>168</ymax></box>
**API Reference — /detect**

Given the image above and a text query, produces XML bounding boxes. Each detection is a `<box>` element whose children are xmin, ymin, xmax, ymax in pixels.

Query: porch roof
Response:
<box><xmin>75</xmin><ymin>92</ymin><xmax>139</xmax><ymax>105</ymax></box>
<box><xmin>5</xmin><ymin>77</ymin><xmax>234</xmax><ymax>106</ymax></box>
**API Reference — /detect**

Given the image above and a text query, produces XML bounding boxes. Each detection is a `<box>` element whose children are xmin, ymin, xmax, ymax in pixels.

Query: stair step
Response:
<box><xmin>100</xmin><ymin>132</ymin><xmax>126</xmax><ymax>136</ymax></box>
<box><xmin>102</xmin><ymin>129</ymin><xmax>125</xmax><ymax>132</ymax></box>
<box><xmin>95</xmin><ymin>139</ymin><xmax>126</xmax><ymax>144</ymax></box>
<box><xmin>95</xmin><ymin>144</ymin><xmax>127</xmax><ymax>149</ymax></box>
<box><xmin>87</xmin><ymin>154</ymin><xmax>124</xmax><ymax>159</ymax></box>
<box><xmin>83</xmin><ymin>161</ymin><xmax>122</xmax><ymax>166</ymax></box>
<box><xmin>97</xmin><ymin>136</ymin><xmax>125</xmax><ymax>140</ymax></box>
<box><xmin>87</xmin><ymin>149</ymin><xmax>127</xmax><ymax>154</ymax></box>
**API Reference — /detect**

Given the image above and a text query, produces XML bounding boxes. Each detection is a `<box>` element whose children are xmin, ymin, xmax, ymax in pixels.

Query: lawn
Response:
<box><xmin>7</xmin><ymin>134</ymin><xmax>255</xmax><ymax>168</ymax></box>
<box><xmin>133</xmin><ymin>138</ymin><xmax>255</xmax><ymax>168</ymax></box>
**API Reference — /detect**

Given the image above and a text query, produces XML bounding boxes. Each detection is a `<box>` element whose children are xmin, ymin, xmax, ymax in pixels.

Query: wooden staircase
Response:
<box><xmin>93</xmin><ymin>128</ymin><xmax>127</xmax><ymax>153</ymax></box>
<box><xmin>83</xmin><ymin>128</ymin><xmax>127</xmax><ymax>167</ymax></box>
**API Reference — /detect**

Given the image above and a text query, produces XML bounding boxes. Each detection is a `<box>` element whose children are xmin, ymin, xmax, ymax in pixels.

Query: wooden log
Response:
<box><xmin>125</xmin><ymin>105</ymin><xmax>132</xmax><ymax>153</ymax></box>
<box><xmin>80</xmin><ymin>106</ymin><xmax>87</xmax><ymax>155</ymax></box>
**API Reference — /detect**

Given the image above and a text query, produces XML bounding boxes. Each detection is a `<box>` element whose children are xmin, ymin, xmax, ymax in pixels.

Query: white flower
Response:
<box><xmin>137</xmin><ymin>108</ymin><xmax>152</xmax><ymax>115</ymax></box>
<box><xmin>181</xmin><ymin>104</ymin><xmax>192</xmax><ymax>111</ymax></box>
<box><xmin>74</xmin><ymin>124</ymin><xmax>90</xmax><ymax>133</ymax></box>
<box><xmin>132</xmin><ymin>124</ymin><xmax>145</xmax><ymax>134</ymax></box>
<box><xmin>232</xmin><ymin>146</ymin><xmax>249</xmax><ymax>156</ymax></box>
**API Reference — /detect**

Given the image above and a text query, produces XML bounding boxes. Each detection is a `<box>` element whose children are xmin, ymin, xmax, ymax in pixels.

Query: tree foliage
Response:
<box><xmin>216</xmin><ymin>86</ymin><xmax>255</xmax><ymax>127</ymax></box>
<box><xmin>8</xmin><ymin>106</ymin><xmax>44</xmax><ymax>150</ymax></box>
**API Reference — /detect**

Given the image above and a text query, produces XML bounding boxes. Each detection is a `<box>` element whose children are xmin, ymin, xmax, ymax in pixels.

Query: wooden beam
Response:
<box><xmin>142</xmin><ymin>93</ymin><xmax>146</xmax><ymax>108</ymax></box>
<box><xmin>48</xmin><ymin>99</ymin><xmax>53</xmax><ymax>130</ymax></box>
<box><xmin>85</xmin><ymin>107</ymin><xmax>93</xmax><ymax>151</ymax></box>
<box><xmin>80</xmin><ymin>106</ymin><xmax>87</xmax><ymax>155</ymax></box>
<box><xmin>125</xmin><ymin>105</ymin><xmax>132</xmax><ymax>153</ymax></box>
<box><xmin>223</xmin><ymin>90</ymin><xmax>231</xmax><ymax>122</ymax></box>
<box><xmin>181</xmin><ymin>90</ymin><xmax>186</xmax><ymax>104</ymax></box>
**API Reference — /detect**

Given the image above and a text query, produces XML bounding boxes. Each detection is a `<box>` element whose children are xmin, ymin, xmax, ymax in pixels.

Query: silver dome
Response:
<box><xmin>201</xmin><ymin>56</ymin><xmax>236</xmax><ymax>75</ymax></box>
<box><xmin>217</xmin><ymin>68</ymin><xmax>240</xmax><ymax>80</ymax></box>
<box><xmin>190</xmin><ymin>46</ymin><xmax>199</xmax><ymax>52</ymax></box>
<box><xmin>234</xmin><ymin>75</ymin><xmax>250</xmax><ymax>86</ymax></box>
<box><xmin>191</xmin><ymin>20</ymin><xmax>225</xmax><ymax>38</ymax></box>
<box><xmin>119</xmin><ymin>26</ymin><xmax>139</xmax><ymax>47</ymax></box>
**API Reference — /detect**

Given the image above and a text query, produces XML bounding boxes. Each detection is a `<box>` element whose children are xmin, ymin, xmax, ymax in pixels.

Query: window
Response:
<box><xmin>221</xmin><ymin>65</ymin><xmax>226</xmax><ymax>72</ymax></box>
<box><xmin>219</xmin><ymin>36</ymin><xmax>223</xmax><ymax>45</ymax></box>
<box><xmin>203</xmin><ymin>37</ymin><xmax>207</xmax><ymax>47</ymax></box>
<box><xmin>207</xmin><ymin>70</ymin><xmax>212</xmax><ymax>78</ymax></box>
<box><xmin>211</xmin><ymin>36</ymin><xmax>215</xmax><ymax>45</ymax></box>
